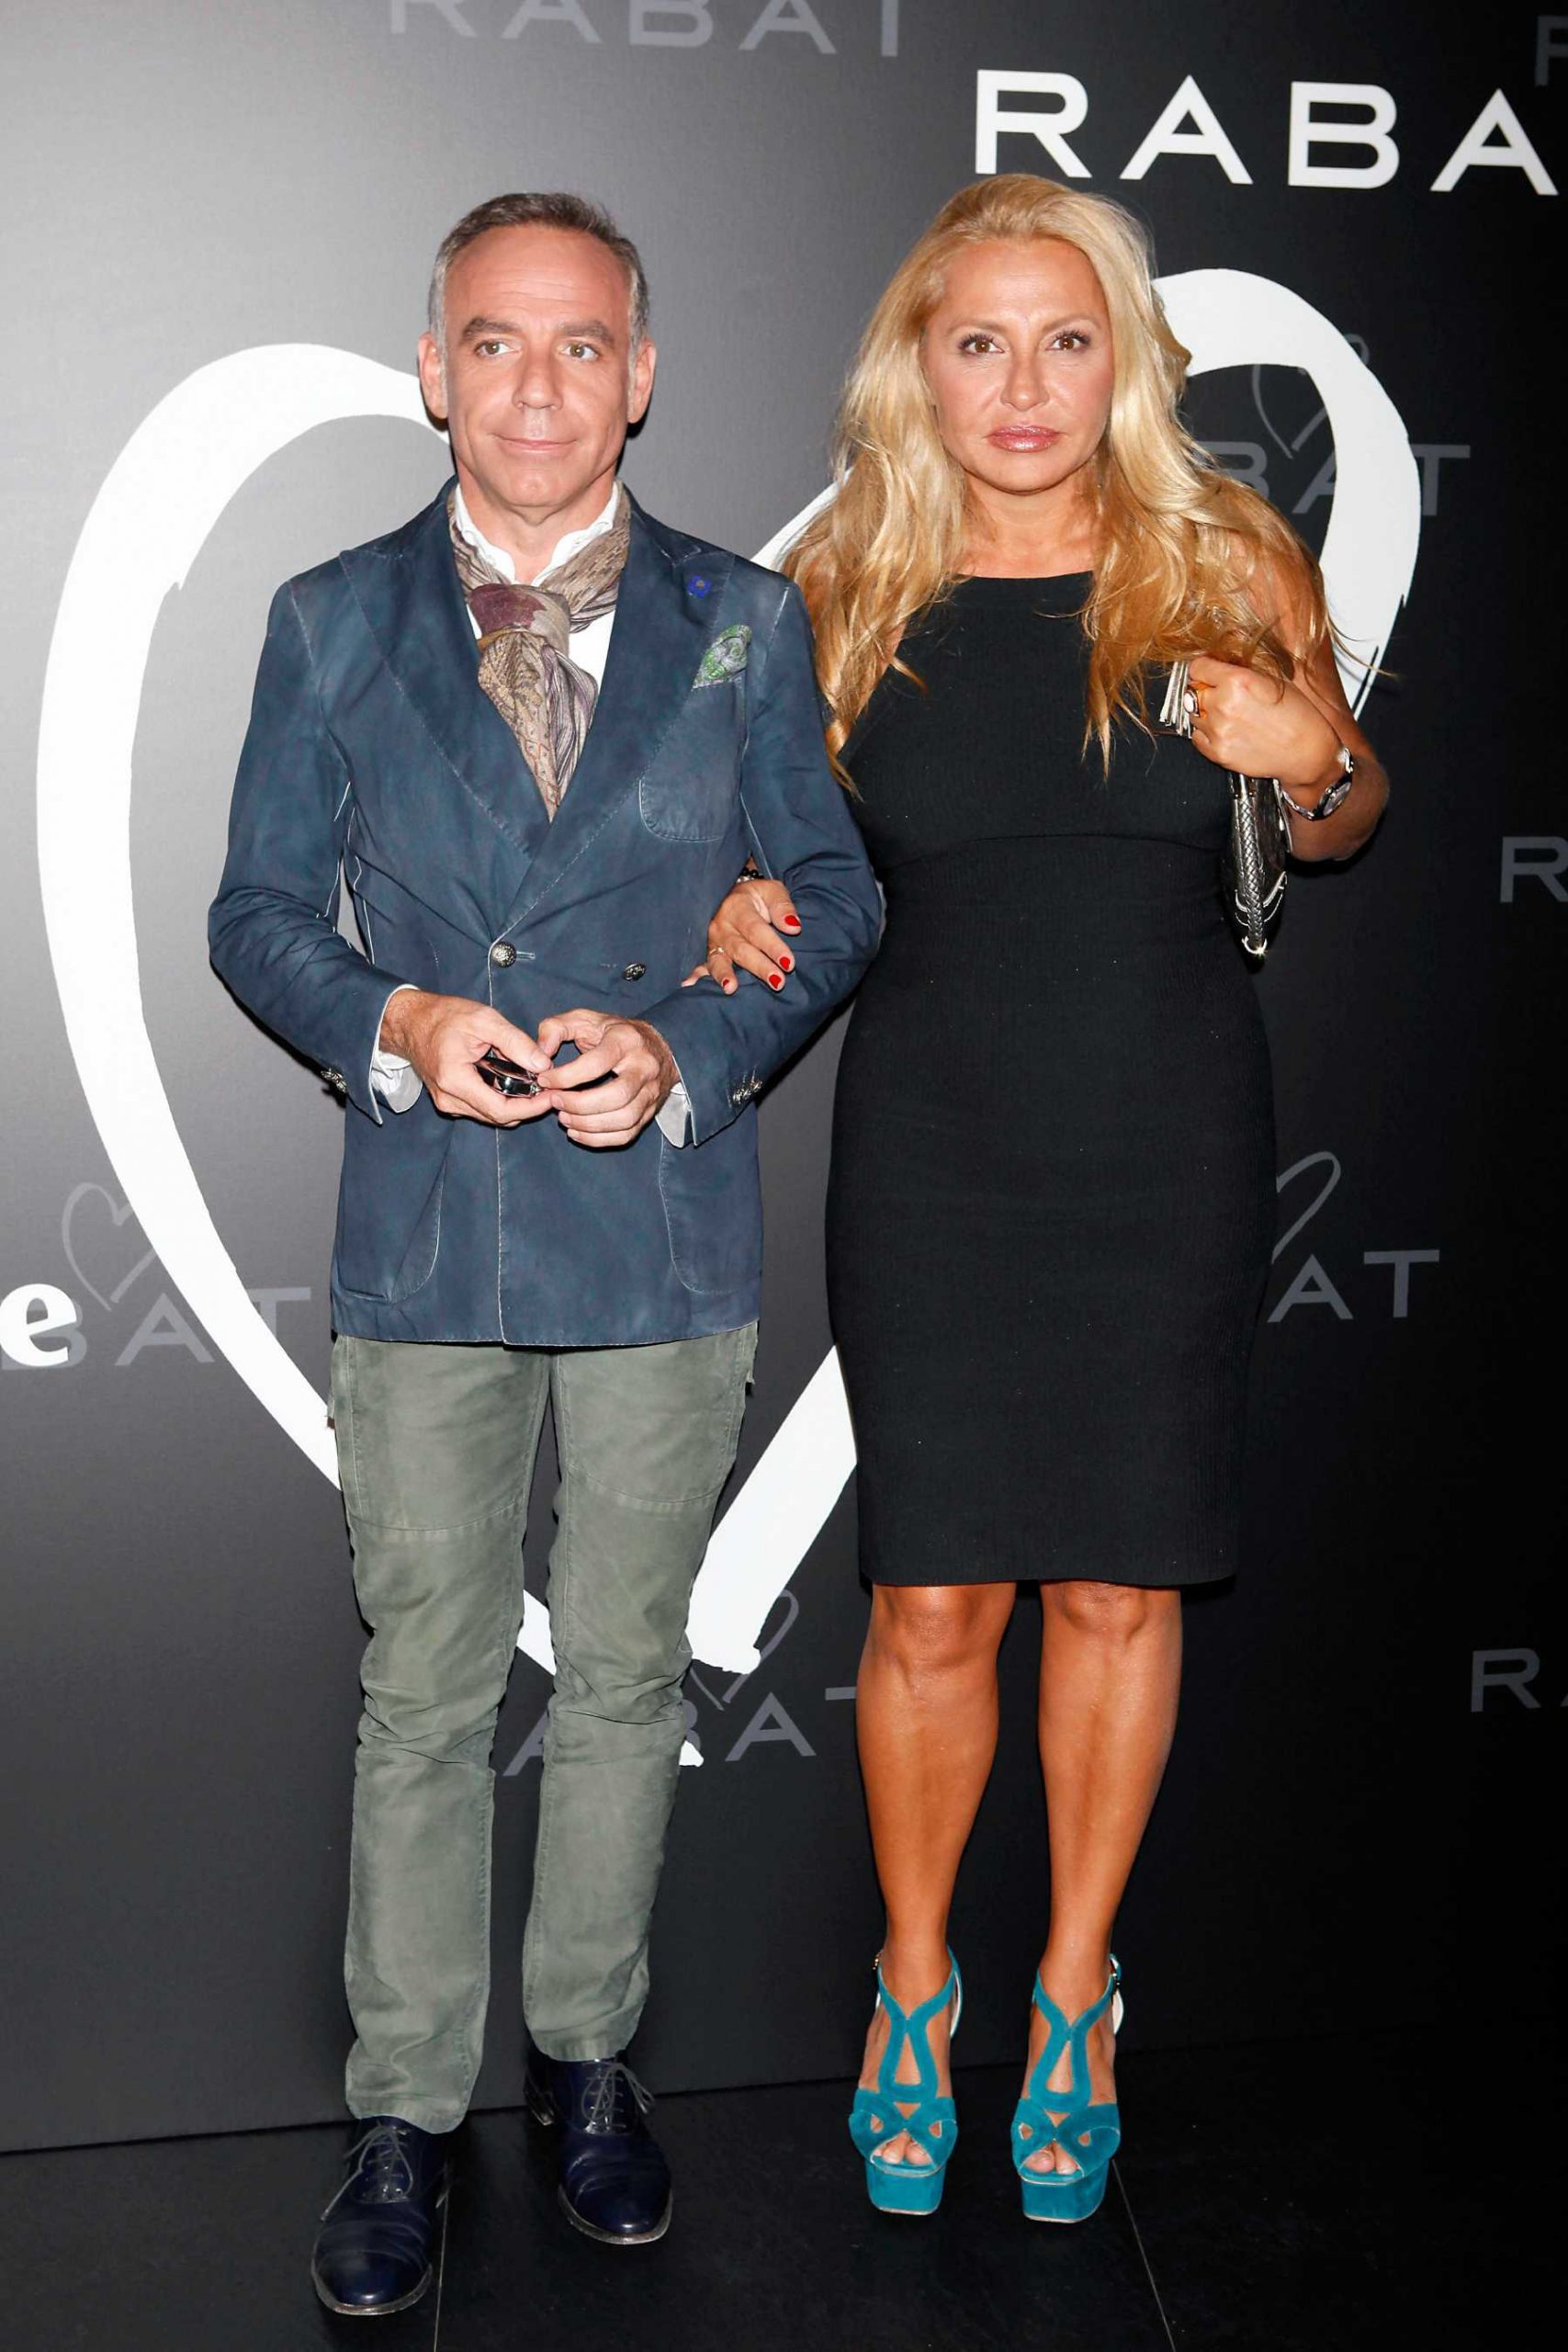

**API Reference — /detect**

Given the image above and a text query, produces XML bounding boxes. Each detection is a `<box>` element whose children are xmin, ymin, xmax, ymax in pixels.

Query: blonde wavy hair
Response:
<box><xmin>786</xmin><ymin>175</ymin><xmax>1331</xmax><ymax>777</ymax></box>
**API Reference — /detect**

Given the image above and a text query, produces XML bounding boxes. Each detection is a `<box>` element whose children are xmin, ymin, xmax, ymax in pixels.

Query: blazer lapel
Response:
<box><xmin>344</xmin><ymin>486</ymin><xmax>550</xmax><ymax>861</ymax></box>
<box><xmin>500</xmin><ymin>500</ymin><xmax>732</xmax><ymax>926</ymax></box>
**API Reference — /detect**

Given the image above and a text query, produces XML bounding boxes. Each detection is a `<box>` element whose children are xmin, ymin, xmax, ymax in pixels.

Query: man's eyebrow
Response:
<box><xmin>457</xmin><ymin>314</ymin><xmax>620</xmax><ymax>344</ymax></box>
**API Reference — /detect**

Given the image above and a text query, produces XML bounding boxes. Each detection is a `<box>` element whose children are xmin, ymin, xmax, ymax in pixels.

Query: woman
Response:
<box><xmin>695</xmin><ymin>176</ymin><xmax>1387</xmax><ymax>2222</ymax></box>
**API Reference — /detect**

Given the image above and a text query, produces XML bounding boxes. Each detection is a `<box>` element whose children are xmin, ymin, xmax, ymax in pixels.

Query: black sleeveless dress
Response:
<box><xmin>824</xmin><ymin>574</ymin><xmax>1276</xmax><ymax>1588</ymax></box>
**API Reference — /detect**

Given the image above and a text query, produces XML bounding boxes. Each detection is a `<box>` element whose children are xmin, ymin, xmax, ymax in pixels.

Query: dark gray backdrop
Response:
<box><xmin>3</xmin><ymin>0</ymin><xmax>1561</xmax><ymax>2153</ymax></box>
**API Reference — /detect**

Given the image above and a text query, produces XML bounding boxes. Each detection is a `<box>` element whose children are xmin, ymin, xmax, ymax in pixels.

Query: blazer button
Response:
<box><xmin>621</xmin><ymin>962</ymin><xmax>647</xmax><ymax>982</ymax></box>
<box><xmin>491</xmin><ymin>941</ymin><xmax>516</xmax><ymax>967</ymax></box>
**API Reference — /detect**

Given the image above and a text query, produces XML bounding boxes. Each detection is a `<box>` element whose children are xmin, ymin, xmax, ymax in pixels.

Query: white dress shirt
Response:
<box><xmin>369</xmin><ymin>481</ymin><xmax>692</xmax><ymax>1143</ymax></box>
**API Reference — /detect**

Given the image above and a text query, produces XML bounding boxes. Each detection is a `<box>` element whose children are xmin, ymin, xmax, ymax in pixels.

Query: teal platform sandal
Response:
<box><xmin>1011</xmin><ymin>1956</ymin><xmax>1123</xmax><ymax>2222</ymax></box>
<box><xmin>848</xmin><ymin>1955</ymin><xmax>962</xmax><ymax>2215</ymax></box>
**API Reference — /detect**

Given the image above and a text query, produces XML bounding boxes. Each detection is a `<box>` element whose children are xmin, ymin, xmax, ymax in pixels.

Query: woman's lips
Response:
<box><xmin>988</xmin><ymin>425</ymin><xmax>1062</xmax><ymax>451</ymax></box>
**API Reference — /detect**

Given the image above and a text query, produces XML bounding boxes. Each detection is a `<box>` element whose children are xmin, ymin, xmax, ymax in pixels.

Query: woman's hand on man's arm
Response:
<box><xmin>682</xmin><ymin>876</ymin><xmax>802</xmax><ymax>995</ymax></box>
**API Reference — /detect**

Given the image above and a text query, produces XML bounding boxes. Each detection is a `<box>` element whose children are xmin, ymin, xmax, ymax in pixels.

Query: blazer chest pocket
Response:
<box><xmin>637</xmin><ymin>682</ymin><xmax>744</xmax><ymax>843</ymax></box>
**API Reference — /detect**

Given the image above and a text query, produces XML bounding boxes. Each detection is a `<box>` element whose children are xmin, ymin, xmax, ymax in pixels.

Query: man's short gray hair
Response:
<box><xmin>428</xmin><ymin>192</ymin><xmax>650</xmax><ymax>353</ymax></box>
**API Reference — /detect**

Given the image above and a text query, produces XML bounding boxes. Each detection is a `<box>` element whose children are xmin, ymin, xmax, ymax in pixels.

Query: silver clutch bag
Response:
<box><xmin>1160</xmin><ymin>660</ymin><xmax>1293</xmax><ymax>961</ymax></box>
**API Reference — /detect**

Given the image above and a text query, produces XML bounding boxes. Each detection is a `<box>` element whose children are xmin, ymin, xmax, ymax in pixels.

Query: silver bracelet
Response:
<box><xmin>1280</xmin><ymin>742</ymin><xmax>1355</xmax><ymax>822</ymax></box>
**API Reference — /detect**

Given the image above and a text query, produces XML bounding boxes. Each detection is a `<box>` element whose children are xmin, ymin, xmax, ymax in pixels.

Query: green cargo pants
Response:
<box><xmin>329</xmin><ymin>1323</ymin><xmax>757</xmax><ymax>2132</ymax></box>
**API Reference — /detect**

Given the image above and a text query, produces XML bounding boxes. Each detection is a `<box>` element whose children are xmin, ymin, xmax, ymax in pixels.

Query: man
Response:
<box><xmin>210</xmin><ymin>191</ymin><xmax>879</xmax><ymax>2317</ymax></box>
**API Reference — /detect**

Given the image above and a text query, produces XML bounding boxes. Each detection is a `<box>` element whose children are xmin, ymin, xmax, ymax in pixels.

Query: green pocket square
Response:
<box><xmin>694</xmin><ymin>624</ymin><xmax>751</xmax><ymax>687</ymax></box>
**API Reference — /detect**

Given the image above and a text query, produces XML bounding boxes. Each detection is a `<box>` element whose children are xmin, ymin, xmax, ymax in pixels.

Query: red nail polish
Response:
<box><xmin>783</xmin><ymin>916</ymin><xmax>801</xmax><ymax>932</ymax></box>
<box><xmin>778</xmin><ymin>953</ymin><xmax>794</xmax><ymax>971</ymax></box>
<box><xmin>767</xmin><ymin>973</ymin><xmax>784</xmax><ymax>990</ymax></box>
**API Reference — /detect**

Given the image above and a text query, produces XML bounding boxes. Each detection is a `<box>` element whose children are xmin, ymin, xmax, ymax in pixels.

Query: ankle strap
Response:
<box><xmin>1031</xmin><ymin>1954</ymin><xmax>1120</xmax><ymax>2037</ymax></box>
<box><xmin>874</xmin><ymin>1951</ymin><xmax>961</xmax><ymax>2037</ymax></box>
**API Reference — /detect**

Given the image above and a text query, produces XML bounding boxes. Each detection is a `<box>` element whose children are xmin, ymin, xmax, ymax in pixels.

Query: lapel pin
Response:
<box><xmin>686</xmin><ymin>573</ymin><xmax>711</xmax><ymax>598</ymax></box>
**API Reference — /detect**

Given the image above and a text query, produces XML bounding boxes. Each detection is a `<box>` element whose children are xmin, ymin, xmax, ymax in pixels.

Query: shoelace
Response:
<box><xmin>321</xmin><ymin>2120</ymin><xmax>420</xmax><ymax>2216</ymax></box>
<box><xmin>580</xmin><ymin>2060</ymin><xmax>654</xmax><ymax>2135</ymax></box>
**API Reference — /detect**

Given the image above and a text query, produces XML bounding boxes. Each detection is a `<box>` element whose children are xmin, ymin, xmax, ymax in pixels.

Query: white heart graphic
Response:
<box><xmin>60</xmin><ymin>1181</ymin><xmax>157</xmax><ymax>1311</ymax></box>
<box><xmin>35</xmin><ymin>276</ymin><xmax>1418</xmax><ymax>1690</ymax></box>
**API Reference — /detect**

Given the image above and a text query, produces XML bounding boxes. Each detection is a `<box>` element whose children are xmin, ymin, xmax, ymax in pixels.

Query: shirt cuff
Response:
<box><xmin>370</xmin><ymin>986</ymin><xmax>423</xmax><ymax>1113</ymax></box>
<box><xmin>656</xmin><ymin>1080</ymin><xmax>692</xmax><ymax>1147</ymax></box>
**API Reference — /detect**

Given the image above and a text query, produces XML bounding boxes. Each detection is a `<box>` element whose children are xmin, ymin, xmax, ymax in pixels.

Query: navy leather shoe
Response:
<box><xmin>525</xmin><ymin>2053</ymin><xmax>672</xmax><ymax>2245</ymax></box>
<box><xmin>310</xmin><ymin>2116</ymin><xmax>449</xmax><ymax>2316</ymax></box>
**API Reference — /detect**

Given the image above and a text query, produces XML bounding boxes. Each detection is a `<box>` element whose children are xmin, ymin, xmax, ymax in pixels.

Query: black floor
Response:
<box><xmin>1</xmin><ymin>2030</ymin><xmax>1547</xmax><ymax>2351</ymax></box>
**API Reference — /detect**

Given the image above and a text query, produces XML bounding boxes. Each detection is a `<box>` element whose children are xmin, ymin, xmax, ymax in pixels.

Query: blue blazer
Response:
<box><xmin>209</xmin><ymin>485</ymin><xmax>882</xmax><ymax>1345</ymax></box>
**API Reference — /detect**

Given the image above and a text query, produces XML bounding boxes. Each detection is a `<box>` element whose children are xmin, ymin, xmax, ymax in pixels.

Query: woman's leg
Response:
<box><xmin>855</xmin><ymin>1579</ymin><xmax>1017</xmax><ymax>2165</ymax></box>
<box><xmin>1023</xmin><ymin>1581</ymin><xmax>1183</xmax><ymax>2174</ymax></box>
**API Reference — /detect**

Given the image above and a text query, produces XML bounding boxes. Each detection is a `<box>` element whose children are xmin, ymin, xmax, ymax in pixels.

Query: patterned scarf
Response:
<box><xmin>448</xmin><ymin>484</ymin><xmax>631</xmax><ymax>820</ymax></box>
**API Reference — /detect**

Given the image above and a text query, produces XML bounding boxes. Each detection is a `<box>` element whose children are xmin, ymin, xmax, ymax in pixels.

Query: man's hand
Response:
<box><xmin>536</xmin><ymin>1011</ymin><xmax>678</xmax><ymax>1148</ymax></box>
<box><xmin>379</xmin><ymin>989</ymin><xmax>553</xmax><ymax>1125</ymax></box>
